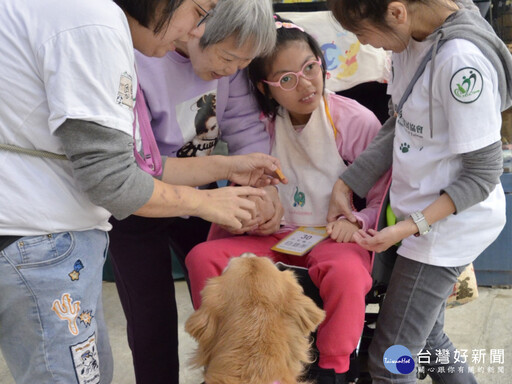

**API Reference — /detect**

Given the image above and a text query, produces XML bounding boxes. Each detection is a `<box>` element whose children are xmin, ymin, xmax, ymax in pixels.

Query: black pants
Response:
<box><xmin>108</xmin><ymin>214</ymin><xmax>211</xmax><ymax>384</ymax></box>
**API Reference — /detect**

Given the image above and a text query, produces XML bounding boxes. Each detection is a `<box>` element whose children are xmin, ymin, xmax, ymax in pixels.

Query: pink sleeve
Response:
<box><xmin>328</xmin><ymin>92</ymin><xmax>391</xmax><ymax>230</ymax></box>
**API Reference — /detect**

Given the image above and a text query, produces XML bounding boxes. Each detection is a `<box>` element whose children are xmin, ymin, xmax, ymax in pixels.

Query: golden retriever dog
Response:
<box><xmin>185</xmin><ymin>253</ymin><xmax>325</xmax><ymax>384</ymax></box>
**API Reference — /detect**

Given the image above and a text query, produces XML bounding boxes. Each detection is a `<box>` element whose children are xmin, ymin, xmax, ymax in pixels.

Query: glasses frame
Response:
<box><xmin>263</xmin><ymin>58</ymin><xmax>322</xmax><ymax>92</ymax></box>
<box><xmin>192</xmin><ymin>0</ymin><xmax>211</xmax><ymax>27</ymax></box>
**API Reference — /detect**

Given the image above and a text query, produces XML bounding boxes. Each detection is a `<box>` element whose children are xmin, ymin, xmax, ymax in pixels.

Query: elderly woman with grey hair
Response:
<box><xmin>107</xmin><ymin>0</ymin><xmax>278</xmax><ymax>383</ymax></box>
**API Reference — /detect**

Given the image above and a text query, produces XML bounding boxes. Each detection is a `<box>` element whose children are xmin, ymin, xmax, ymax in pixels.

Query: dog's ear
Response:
<box><xmin>293</xmin><ymin>295</ymin><xmax>326</xmax><ymax>334</ymax></box>
<box><xmin>185</xmin><ymin>304</ymin><xmax>218</xmax><ymax>345</ymax></box>
<box><xmin>284</xmin><ymin>271</ymin><xmax>325</xmax><ymax>334</ymax></box>
<box><xmin>184</xmin><ymin>280</ymin><xmax>222</xmax><ymax>345</ymax></box>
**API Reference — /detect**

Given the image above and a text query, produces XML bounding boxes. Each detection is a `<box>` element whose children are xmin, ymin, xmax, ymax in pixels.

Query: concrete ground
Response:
<box><xmin>0</xmin><ymin>281</ymin><xmax>510</xmax><ymax>383</ymax></box>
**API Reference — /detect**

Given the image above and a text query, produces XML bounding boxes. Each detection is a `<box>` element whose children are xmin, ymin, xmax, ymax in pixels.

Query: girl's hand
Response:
<box><xmin>219</xmin><ymin>186</ymin><xmax>284</xmax><ymax>236</ymax></box>
<box><xmin>226</xmin><ymin>153</ymin><xmax>288</xmax><ymax>187</ymax></box>
<box><xmin>194</xmin><ymin>186</ymin><xmax>266</xmax><ymax>229</ymax></box>
<box><xmin>353</xmin><ymin>219</ymin><xmax>417</xmax><ymax>252</ymax></box>
<box><xmin>248</xmin><ymin>186</ymin><xmax>284</xmax><ymax>236</ymax></box>
<box><xmin>326</xmin><ymin>218</ymin><xmax>360</xmax><ymax>243</ymax></box>
<box><xmin>327</xmin><ymin>179</ymin><xmax>357</xmax><ymax>224</ymax></box>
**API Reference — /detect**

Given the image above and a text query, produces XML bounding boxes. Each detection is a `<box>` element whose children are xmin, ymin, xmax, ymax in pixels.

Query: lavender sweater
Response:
<box><xmin>135</xmin><ymin>50</ymin><xmax>270</xmax><ymax>159</ymax></box>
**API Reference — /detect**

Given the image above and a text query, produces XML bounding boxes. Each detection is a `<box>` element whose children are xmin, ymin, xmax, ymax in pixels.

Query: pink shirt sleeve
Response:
<box><xmin>328</xmin><ymin>92</ymin><xmax>391</xmax><ymax>231</ymax></box>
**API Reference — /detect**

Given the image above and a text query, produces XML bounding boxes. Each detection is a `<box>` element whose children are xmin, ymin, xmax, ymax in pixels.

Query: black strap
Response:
<box><xmin>272</xmin><ymin>1</ymin><xmax>327</xmax><ymax>12</ymax></box>
<box><xmin>0</xmin><ymin>236</ymin><xmax>21</xmax><ymax>252</ymax></box>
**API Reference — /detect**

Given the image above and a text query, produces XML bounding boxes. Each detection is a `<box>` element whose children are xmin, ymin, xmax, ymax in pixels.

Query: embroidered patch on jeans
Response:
<box><xmin>69</xmin><ymin>259</ymin><xmax>84</xmax><ymax>281</ymax></box>
<box><xmin>70</xmin><ymin>333</ymin><xmax>101</xmax><ymax>384</ymax></box>
<box><xmin>52</xmin><ymin>293</ymin><xmax>81</xmax><ymax>335</ymax></box>
<box><xmin>78</xmin><ymin>310</ymin><xmax>94</xmax><ymax>327</ymax></box>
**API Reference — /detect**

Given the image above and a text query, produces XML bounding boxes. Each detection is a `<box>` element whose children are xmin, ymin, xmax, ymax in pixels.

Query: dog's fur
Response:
<box><xmin>185</xmin><ymin>253</ymin><xmax>325</xmax><ymax>384</ymax></box>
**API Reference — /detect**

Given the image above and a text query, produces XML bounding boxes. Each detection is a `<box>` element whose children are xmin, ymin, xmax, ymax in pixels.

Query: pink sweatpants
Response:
<box><xmin>185</xmin><ymin>232</ymin><xmax>373</xmax><ymax>373</ymax></box>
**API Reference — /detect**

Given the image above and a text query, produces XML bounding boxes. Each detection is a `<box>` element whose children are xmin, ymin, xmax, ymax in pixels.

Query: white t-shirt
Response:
<box><xmin>388</xmin><ymin>38</ymin><xmax>506</xmax><ymax>266</ymax></box>
<box><xmin>0</xmin><ymin>0</ymin><xmax>136</xmax><ymax>235</ymax></box>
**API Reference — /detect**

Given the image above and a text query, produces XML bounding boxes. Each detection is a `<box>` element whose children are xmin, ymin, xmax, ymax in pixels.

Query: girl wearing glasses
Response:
<box><xmin>0</xmin><ymin>0</ymin><xmax>286</xmax><ymax>383</ymax></box>
<box><xmin>185</xmin><ymin>15</ymin><xmax>390</xmax><ymax>384</ymax></box>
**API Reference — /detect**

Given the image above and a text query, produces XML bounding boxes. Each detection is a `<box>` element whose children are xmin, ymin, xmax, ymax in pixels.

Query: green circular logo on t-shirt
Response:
<box><xmin>450</xmin><ymin>67</ymin><xmax>483</xmax><ymax>103</ymax></box>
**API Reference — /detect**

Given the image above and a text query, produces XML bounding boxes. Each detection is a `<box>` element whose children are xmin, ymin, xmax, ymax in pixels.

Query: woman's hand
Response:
<box><xmin>327</xmin><ymin>179</ymin><xmax>357</xmax><ymax>224</ymax></box>
<box><xmin>217</xmin><ymin>185</ymin><xmax>284</xmax><ymax>236</ymax></box>
<box><xmin>194</xmin><ymin>186</ymin><xmax>266</xmax><ymax>229</ymax></box>
<box><xmin>326</xmin><ymin>219</ymin><xmax>360</xmax><ymax>243</ymax></box>
<box><xmin>353</xmin><ymin>219</ymin><xmax>418</xmax><ymax>252</ymax></box>
<box><xmin>226</xmin><ymin>153</ymin><xmax>288</xmax><ymax>187</ymax></box>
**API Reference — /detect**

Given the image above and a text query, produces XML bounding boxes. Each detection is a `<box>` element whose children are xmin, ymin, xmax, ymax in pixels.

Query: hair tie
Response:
<box><xmin>275</xmin><ymin>21</ymin><xmax>304</xmax><ymax>32</ymax></box>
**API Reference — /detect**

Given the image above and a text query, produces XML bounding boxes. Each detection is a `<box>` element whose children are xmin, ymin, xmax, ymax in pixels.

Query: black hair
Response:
<box><xmin>113</xmin><ymin>0</ymin><xmax>184</xmax><ymax>34</ymax></box>
<box><xmin>194</xmin><ymin>93</ymin><xmax>217</xmax><ymax>135</ymax></box>
<box><xmin>327</xmin><ymin>0</ymin><xmax>393</xmax><ymax>33</ymax></box>
<box><xmin>247</xmin><ymin>14</ymin><xmax>327</xmax><ymax>120</ymax></box>
<box><xmin>327</xmin><ymin>0</ymin><xmax>456</xmax><ymax>34</ymax></box>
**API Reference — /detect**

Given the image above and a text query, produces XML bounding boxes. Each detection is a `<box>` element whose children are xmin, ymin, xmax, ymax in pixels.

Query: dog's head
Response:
<box><xmin>185</xmin><ymin>253</ymin><xmax>325</xmax><ymax>384</ymax></box>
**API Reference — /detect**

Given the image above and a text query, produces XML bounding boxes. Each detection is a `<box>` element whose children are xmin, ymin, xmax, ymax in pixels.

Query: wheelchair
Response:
<box><xmin>276</xmin><ymin>187</ymin><xmax>397</xmax><ymax>384</ymax></box>
<box><xmin>256</xmin><ymin>4</ymin><xmax>396</xmax><ymax>381</ymax></box>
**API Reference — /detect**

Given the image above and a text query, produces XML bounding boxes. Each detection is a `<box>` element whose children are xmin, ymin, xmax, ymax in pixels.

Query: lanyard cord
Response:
<box><xmin>323</xmin><ymin>95</ymin><xmax>337</xmax><ymax>139</ymax></box>
<box><xmin>0</xmin><ymin>142</ymin><xmax>67</xmax><ymax>160</ymax></box>
<box><xmin>132</xmin><ymin>81</ymin><xmax>163</xmax><ymax>176</ymax></box>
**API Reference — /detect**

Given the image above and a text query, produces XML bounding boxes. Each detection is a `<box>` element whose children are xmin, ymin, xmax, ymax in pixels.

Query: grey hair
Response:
<box><xmin>199</xmin><ymin>0</ymin><xmax>276</xmax><ymax>57</ymax></box>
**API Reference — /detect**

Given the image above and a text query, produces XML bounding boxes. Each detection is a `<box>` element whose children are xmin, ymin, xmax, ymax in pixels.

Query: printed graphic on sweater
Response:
<box><xmin>450</xmin><ymin>67</ymin><xmax>483</xmax><ymax>103</ymax></box>
<box><xmin>176</xmin><ymin>92</ymin><xmax>219</xmax><ymax>157</ymax></box>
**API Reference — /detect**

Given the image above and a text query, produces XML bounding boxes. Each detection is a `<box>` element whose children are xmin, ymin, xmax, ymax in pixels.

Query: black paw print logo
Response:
<box><xmin>400</xmin><ymin>143</ymin><xmax>410</xmax><ymax>153</ymax></box>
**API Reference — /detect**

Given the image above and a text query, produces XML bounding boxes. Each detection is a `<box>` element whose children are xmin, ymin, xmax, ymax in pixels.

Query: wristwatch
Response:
<box><xmin>410</xmin><ymin>211</ymin><xmax>432</xmax><ymax>237</ymax></box>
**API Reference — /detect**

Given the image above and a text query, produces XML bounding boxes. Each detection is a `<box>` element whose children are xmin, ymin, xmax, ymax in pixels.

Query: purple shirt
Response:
<box><xmin>135</xmin><ymin>50</ymin><xmax>270</xmax><ymax>158</ymax></box>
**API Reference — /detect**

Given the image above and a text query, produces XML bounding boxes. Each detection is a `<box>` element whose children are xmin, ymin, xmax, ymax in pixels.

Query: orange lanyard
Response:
<box><xmin>324</xmin><ymin>95</ymin><xmax>337</xmax><ymax>139</ymax></box>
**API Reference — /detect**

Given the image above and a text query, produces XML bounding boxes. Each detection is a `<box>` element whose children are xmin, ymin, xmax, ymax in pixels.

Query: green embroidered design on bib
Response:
<box><xmin>293</xmin><ymin>186</ymin><xmax>306</xmax><ymax>207</ymax></box>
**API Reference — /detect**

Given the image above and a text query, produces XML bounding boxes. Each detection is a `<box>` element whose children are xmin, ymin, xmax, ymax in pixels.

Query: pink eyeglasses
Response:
<box><xmin>263</xmin><ymin>58</ymin><xmax>322</xmax><ymax>91</ymax></box>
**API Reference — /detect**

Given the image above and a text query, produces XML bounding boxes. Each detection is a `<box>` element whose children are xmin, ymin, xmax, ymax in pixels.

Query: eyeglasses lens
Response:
<box><xmin>280</xmin><ymin>61</ymin><xmax>320</xmax><ymax>90</ymax></box>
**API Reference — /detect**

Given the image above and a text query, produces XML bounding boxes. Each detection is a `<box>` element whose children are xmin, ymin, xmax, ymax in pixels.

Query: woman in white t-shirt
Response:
<box><xmin>0</xmin><ymin>1</ymin><xmax>284</xmax><ymax>383</ymax></box>
<box><xmin>327</xmin><ymin>0</ymin><xmax>511</xmax><ymax>383</ymax></box>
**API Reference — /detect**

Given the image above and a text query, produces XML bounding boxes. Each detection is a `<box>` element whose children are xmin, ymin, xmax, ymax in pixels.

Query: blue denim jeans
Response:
<box><xmin>0</xmin><ymin>230</ymin><xmax>113</xmax><ymax>384</ymax></box>
<box><xmin>368</xmin><ymin>255</ymin><xmax>477</xmax><ymax>384</ymax></box>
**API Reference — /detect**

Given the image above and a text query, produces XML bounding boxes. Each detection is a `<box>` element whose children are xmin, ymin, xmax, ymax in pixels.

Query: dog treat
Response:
<box><xmin>275</xmin><ymin>167</ymin><xmax>285</xmax><ymax>181</ymax></box>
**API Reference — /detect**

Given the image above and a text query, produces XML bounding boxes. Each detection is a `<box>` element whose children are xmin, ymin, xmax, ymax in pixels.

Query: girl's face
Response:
<box><xmin>130</xmin><ymin>0</ymin><xmax>217</xmax><ymax>57</ymax></box>
<box><xmin>186</xmin><ymin>35</ymin><xmax>255</xmax><ymax>81</ymax></box>
<box><xmin>264</xmin><ymin>40</ymin><xmax>323</xmax><ymax>125</ymax></box>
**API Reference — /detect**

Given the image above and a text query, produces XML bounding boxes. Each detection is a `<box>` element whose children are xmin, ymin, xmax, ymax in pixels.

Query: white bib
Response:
<box><xmin>272</xmin><ymin>98</ymin><xmax>347</xmax><ymax>226</ymax></box>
